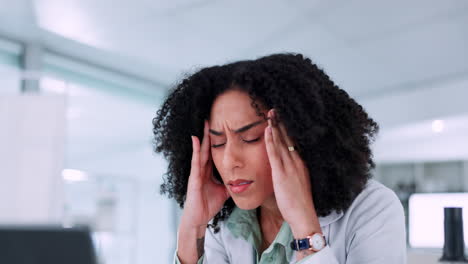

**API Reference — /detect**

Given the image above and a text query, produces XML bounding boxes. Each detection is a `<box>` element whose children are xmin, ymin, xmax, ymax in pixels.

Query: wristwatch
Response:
<box><xmin>290</xmin><ymin>233</ymin><xmax>326</xmax><ymax>252</ymax></box>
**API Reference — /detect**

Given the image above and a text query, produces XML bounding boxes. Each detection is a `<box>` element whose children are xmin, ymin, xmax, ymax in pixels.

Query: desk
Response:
<box><xmin>408</xmin><ymin>250</ymin><xmax>439</xmax><ymax>263</ymax></box>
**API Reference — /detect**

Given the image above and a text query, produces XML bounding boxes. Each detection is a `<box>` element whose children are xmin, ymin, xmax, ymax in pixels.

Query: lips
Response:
<box><xmin>228</xmin><ymin>179</ymin><xmax>253</xmax><ymax>185</ymax></box>
<box><xmin>227</xmin><ymin>179</ymin><xmax>254</xmax><ymax>194</ymax></box>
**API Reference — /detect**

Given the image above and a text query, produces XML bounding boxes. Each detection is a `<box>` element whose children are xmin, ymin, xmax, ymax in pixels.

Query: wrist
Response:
<box><xmin>177</xmin><ymin>223</ymin><xmax>206</xmax><ymax>263</ymax></box>
<box><xmin>289</xmin><ymin>208</ymin><xmax>321</xmax><ymax>238</ymax></box>
<box><xmin>179</xmin><ymin>221</ymin><xmax>207</xmax><ymax>239</ymax></box>
<box><xmin>291</xmin><ymin>223</ymin><xmax>322</xmax><ymax>239</ymax></box>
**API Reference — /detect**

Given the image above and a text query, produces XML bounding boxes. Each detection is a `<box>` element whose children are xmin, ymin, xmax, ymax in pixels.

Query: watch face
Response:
<box><xmin>310</xmin><ymin>234</ymin><xmax>326</xmax><ymax>251</ymax></box>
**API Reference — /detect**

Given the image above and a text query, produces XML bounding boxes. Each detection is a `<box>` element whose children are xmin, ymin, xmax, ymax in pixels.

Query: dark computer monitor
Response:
<box><xmin>0</xmin><ymin>225</ymin><xmax>98</xmax><ymax>264</ymax></box>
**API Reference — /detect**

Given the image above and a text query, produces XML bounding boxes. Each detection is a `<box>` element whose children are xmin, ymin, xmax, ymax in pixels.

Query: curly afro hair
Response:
<box><xmin>152</xmin><ymin>53</ymin><xmax>379</xmax><ymax>232</ymax></box>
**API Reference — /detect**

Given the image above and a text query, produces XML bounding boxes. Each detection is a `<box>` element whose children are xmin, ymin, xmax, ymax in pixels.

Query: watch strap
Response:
<box><xmin>290</xmin><ymin>237</ymin><xmax>311</xmax><ymax>251</ymax></box>
<box><xmin>290</xmin><ymin>233</ymin><xmax>326</xmax><ymax>251</ymax></box>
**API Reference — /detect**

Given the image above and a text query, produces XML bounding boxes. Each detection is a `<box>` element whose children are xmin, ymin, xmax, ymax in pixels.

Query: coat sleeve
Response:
<box><xmin>296</xmin><ymin>186</ymin><xmax>407</xmax><ymax>264</ymax></box>
<box><xmin>295</xmin><ymin>245</ymin><xmax>340</xmax><ymax>264</ymax></box>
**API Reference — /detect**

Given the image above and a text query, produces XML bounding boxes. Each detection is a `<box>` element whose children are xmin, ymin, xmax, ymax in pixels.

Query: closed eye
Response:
<box><xmin>211</xmin><ymin>143</ymin><xmax>225</xmax><ymax>148</ymax></box>
<box><xmin>243</xmin><ymin>137</ymin><xmax>260</xmax><ymax>143</ymax></box>
<box><xmin>211</xmin><ymin>137</ymin><xmax>261</xmax><ymax>148</ymax></box>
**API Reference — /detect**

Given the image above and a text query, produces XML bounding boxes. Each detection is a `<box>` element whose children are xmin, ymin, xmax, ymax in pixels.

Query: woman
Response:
<box><xmin>152</xmin><ymin>53</ymin><xmax>406</xmax><ymax>263</ymax></box>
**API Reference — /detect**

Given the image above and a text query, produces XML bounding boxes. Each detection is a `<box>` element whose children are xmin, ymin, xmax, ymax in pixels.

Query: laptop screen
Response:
<box><xmin>0</xmin><ymin>226</ymin><xmax>98</xmax><ymax>264</ymax></box>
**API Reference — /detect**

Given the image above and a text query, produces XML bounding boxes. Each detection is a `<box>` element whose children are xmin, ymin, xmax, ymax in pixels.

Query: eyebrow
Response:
<box><xmin>209</xmin><ymin>120</ymin><xmax>264</xmax><ymax>136</ymax></box>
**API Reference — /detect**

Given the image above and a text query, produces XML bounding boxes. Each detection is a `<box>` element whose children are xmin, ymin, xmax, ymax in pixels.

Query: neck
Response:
<box><xmin>258</xmin><ymin>195</ymin><xmax>284</xmax><ymax>231</ymax></box>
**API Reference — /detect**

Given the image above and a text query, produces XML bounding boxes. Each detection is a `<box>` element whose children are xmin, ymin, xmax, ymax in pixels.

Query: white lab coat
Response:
<box><xmin>175</xmin><ymin>179</ymin><xmax>407</xmax><ymax>263</ymax></box>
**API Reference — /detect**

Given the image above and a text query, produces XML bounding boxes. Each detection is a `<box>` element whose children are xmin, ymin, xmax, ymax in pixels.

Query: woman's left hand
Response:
<box><xmin>264</xmin><ymin>109</ymin><xmax>322</xmax><ymax>238</ymax></box>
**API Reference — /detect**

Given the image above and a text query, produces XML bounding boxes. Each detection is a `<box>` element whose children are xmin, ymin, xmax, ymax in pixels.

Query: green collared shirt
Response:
<box><xmin>225</xmin><ymin>207</ymin><xmax>296</xmax><ymax>263</ymax></box>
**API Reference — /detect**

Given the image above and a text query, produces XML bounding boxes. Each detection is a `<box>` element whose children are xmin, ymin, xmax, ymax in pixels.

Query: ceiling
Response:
<box><xmin>0</xmin><ymin>0</ymin><xmax>467</xmax><ymax>98</ymax></box>
<box><xmin>374</xmin><ymin>113</ymin><xmax>468</xmax><ymax>163</ymax></box>
<box><xmin>1</xmin><ymin>0</ymin><xmax>468</xmax><ymax>172</ymax></box>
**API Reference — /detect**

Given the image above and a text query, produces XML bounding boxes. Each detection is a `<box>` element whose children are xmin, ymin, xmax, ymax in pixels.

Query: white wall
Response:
<box><xmin>0</xmin><ymin>94</ymin><xmax>66</xmax><ymax>224</ymax></box>
<box><xmin>134</xmin><ymin>178</ymin><xmax>175</xmax><ymax>264</ymax></box>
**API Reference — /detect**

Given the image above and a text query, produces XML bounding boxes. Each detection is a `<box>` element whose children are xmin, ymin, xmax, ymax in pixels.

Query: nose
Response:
<box><xmin>222</xmin><ymin>141</ymin><xmax>243</xmax><ymax>171</ymax></box>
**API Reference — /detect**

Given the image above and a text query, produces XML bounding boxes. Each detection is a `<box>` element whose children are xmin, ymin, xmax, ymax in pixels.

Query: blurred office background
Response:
<box><xmin>0</xmin><ymin>0</ymin><xmax>467</xmax><ymax>263</ymax></box>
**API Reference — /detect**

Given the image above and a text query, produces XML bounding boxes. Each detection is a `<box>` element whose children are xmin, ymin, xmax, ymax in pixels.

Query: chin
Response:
<box><xmin>232</xmin><ymin>196</ymin><xmax>262</xmax><ymax>210</ymax></box>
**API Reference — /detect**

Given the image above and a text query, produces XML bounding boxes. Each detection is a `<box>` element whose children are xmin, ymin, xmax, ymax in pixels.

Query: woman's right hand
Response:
<box><xmin>179</xmin><ymin>120</ymin><xmax>230</xmax><ymax>235</ymax></box>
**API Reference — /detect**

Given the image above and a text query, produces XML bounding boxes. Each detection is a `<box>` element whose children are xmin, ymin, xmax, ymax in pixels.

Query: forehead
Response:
<box><xmin>209</xmin><ymin>89</ymin><xmax>263</xmax><ymax>126</ymax></box>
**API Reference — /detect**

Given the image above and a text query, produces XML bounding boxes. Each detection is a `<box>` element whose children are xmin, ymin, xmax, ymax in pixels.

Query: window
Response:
<box><xmin>41</xmin><ymin>53</ymin><xmax>175</xmax><ymax>264</ymax></box>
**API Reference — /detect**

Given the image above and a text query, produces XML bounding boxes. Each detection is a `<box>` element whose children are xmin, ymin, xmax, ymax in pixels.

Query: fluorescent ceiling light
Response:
<box><xmin>62</xmin><ymin>169</ymin><xmax>89</xmax><ymax>182</ymax></box>
<box><xmin>432</xmin><ymin>120</ymin><xmax>445</xmax><ymax>133</ymax></box>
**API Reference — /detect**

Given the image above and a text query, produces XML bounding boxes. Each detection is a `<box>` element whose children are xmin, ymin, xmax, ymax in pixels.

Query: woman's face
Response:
<box><xmin>209</xmin><ymin>89</ymin><xmax>273</xmax><ymax>210</ymax></box>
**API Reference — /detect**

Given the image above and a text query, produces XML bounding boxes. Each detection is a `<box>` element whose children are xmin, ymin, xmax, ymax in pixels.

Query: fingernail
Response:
<box><xmin>271</xmin><ymin>110</ymin><xmax>277</xmax><ymax>126</ymax></box>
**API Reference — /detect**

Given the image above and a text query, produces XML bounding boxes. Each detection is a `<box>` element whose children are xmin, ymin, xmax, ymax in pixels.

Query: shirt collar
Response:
<box><xmin>226</xmin><ymin>207</ymin><xmax>262</xmax><ymax>251</ymax></box>
<box><xmin>318</xmin><ymin>209</ymin><xmax>344</xmax><ymax>227</ymax></box>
